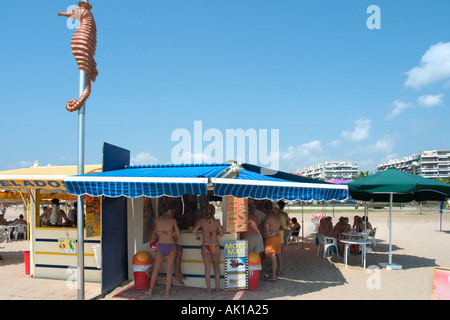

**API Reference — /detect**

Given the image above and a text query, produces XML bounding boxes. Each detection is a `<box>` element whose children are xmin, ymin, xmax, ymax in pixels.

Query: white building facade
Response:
<box><xmin>377</xmin><ymin>150</ymin><xmax>450</xmax><ymax>179</ymax></box>
<box><xmin>294</xmin><ymin>161</ymin><xmax>359</xmax><ymax>181</ymax></box>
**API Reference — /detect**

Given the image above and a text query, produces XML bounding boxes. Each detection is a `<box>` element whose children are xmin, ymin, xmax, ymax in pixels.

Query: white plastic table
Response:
<box><xmin>342</xmin><ymin>231</ymin><xmax>365</xmax><ymax>239</ymax></box>
<box><xmin>341</xmin><ymin>239</ymin><xmax>372</xmax><ymax>270</ymax></box>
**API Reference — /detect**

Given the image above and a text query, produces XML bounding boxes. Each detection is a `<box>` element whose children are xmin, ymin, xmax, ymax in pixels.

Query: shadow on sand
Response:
<box><xmin>112</xmin><ymin>236</ymin><xmax>439</xmax><ymax>300</ymax></box>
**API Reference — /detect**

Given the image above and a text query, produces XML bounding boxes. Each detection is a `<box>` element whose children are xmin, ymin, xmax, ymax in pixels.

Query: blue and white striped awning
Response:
<box><xmin>212</xmin><ymin>165</ymin><xmax>348</xmax><ymax>201</ymax></box>
<box><xmin>64</xmin><ymin>163</ymin><xmax>348</xmax><ymax>201</ymax></box>
<box><xmin>64</xmin><ymin>164</ymin><xmax>228</xmax><ymax>198</ymax></box>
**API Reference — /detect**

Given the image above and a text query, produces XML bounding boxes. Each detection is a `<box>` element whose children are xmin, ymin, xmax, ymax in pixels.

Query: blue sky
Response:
<box><xmin>1</xmin><ymin>0</ymin><xmax>449</xmax><ymax>173</ymax></box>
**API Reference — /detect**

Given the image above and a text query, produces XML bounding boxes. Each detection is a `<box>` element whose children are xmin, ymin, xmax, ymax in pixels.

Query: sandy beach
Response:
<box><xmin>1</xmin><ymin>205</ymin><xmax>449</xmax><ymax>300</ymax></box>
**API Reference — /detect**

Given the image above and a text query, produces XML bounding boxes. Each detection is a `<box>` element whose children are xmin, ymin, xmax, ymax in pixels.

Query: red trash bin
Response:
<box><xmin>24</xmin><ymin>251</ymin><xmax>30</xmax><ymax>275</ymax></box>
<box><xmin>132</xmin><ymin>251</ymin><xmax>152</xmax><ymax>290</ymax></box>
<box><xmin>248</xmin><ymin>252</ymin><xmax>262</xmax><ymax>290</ymax></box>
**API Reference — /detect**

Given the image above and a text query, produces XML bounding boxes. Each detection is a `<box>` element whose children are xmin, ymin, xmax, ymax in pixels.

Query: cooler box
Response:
<box><xmin>248</xmin><ymin>252</ymin><xmax>262</xmax><ymax>290</ymax></box>
<box><xmin>24</xmin><ymin>251</ymin><xmax>30</xmax><ymax>275</ymax></box>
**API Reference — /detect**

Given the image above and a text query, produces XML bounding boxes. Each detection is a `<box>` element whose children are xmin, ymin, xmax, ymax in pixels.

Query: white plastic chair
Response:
<box><xmin>0</xmin><ymin>228</ymin><xmax>8</xmax><ymax>248</ymax></box>
<box><xmin>14</xmin><ymin>225</ymin><xmax>27</xmax><ymax>240</ymax></box>
<box><xmin>316</xmin><ymin>233</ymin><xmax>339</xmax><ymax>258</ymax></box>
<box><xmin>0</xmin><ymin>226</ymin><xmax>10</xmax><ymax>243</ymax></box>
<box><xmin>361</xmin><ymin>229</ymin><xmax>373</xmax><ymax>252</ymax></box>
<box><xmin>368</xmin><ymin>227</ymin><xmax>377</xmax><ymax>246</ymax></box>
<box><xmin>361</xmin><ymin>229</ymin><xmax>371</xmax><ymax>240</ymax></box>
<box><xmin>287</xmin><ymin>229</ymin><xmax>301</xmax><ymax>246</ymax></box>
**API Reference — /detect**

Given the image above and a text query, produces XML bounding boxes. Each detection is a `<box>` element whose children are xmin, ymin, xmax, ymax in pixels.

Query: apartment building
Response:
<box><xmin>294</xmin><ymin>161</ymin><xmax>359</xmax><ymax>181</ymax></box>
<box><xmin>377</xmin><ymin>150</ymin><xmax>450</xmax><ymax>178</ymax></box>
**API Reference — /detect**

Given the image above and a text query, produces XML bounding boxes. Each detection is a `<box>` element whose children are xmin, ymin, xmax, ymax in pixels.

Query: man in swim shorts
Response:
<box><xmin>262</xmin><ymin>202</ymin><xmax>281</xmax><ymax>281</ymax></box>
<box><xmin>242</xmin><ymin>201</ymin><xmax>264</xmax><ymax>258</ymax></box>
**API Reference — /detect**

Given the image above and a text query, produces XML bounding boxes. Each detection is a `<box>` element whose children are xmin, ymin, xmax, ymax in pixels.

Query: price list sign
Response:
<box><xmin>225</xmin><ymin>197</ymin><xmax>248</xmax><ymax>233</ymax></box>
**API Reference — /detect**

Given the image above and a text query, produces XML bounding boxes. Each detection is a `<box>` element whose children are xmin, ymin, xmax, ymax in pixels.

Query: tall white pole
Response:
<box><xmin>76</xmin><ymin>0</ymin><xmax>90</xmax><ymax>301</ymax></box>
<box><xmin>77</xmin><ymin>69</ymin><xmax>86</xmax><ymax>300</ymax></box>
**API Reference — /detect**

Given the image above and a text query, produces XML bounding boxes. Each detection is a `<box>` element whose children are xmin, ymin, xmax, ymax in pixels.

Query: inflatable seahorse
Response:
<box><xmin>58</xmin><ymin>1</ymin><xmax>98</xmax><ymax>112</ymax></box>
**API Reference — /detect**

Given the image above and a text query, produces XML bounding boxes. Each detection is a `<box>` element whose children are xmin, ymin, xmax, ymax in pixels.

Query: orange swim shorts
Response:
<box><xmin>264</xmin><ymin>235</ymin><xmax>281</xmax><ymax>257</ymax></box>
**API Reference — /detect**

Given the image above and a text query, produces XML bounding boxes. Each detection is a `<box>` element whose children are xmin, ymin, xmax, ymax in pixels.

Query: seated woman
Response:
<box><xmin>362</xmin><ymin>216</ymin><xmax>373</xmax><ymax>230</ymax></box>
<box><xmin>193</xmin><ymin>204</ymin><xmax>224</xmax><ymax>294</ymax></box>
<box><xmin>318</xmin><ymin>217</ymin><xmax>332</xmax><ymax>236</ymax></box>
<box><xmin>290</xmin><ymin>217</ymin><xmax>301</xmax><ymax>236</ymax></box>
<box><xmin>353</xmin><ymin>215</ymin><xmax>364</xmax><ymax>232</ymax></box>
<box><xmin>332</xmin><ymin>217</ymin><xmax>351</xmax><ymax>252</ymax></box>
<box><xmin>147</xmin><ymin>202</ymin><xmax>180</xmax><ymax>298</ymax></box>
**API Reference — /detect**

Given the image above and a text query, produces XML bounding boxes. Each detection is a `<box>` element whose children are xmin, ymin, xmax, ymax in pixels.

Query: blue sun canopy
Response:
<box><xmin>64</xmin><ymin>163</ymin><xmax>349</xmax><ymax>201</ymax></box>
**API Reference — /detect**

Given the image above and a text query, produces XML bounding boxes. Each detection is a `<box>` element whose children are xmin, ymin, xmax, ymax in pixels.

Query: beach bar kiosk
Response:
<box><xmin>61</xmin><ymin>143</ymin><xmax>349</xmax><ymax>294</ymax></box>
<box><xmin>1</xmin><ymin>143</ymin><xmax>348</xmax><ymax>295</ymax></box>
<box><xmin>0</xmin><ymin>164</ymin><xmax>103</xmax><ymax>282</ymax></box>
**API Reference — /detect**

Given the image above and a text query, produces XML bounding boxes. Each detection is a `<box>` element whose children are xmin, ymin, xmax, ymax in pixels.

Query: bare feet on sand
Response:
<box><xmin>174</xmin><ymin>275</ymin><xmax>185</xmax><ymax>286</ymax></box>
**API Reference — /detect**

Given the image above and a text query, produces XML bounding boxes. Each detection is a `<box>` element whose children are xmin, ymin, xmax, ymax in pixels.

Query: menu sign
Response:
<box><xmin>225</xmin><ymin>197</ymin><xmax>248</xmax><ymax>233</ymax></box>
<box><xmin>85</xmin><ymin>195</ymin><xmax>101</xmax><ymax>238</ymax></box>
<box><xmin>224</xmin><ymin>240</ymin><xmax>248</xmax><ymax>290</ymax></box>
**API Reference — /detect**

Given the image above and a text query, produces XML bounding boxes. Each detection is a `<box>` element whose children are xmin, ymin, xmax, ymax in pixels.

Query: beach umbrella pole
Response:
<box><xmin>301</xmin><ymin>202</ymin><xmax>304</xmax><ymax>249</ymax></box>
<box><xmin>364</xmin><ymin>201</ymin><xmax>367</xmax><ymax>230</ymax></box>
<box><xmin>388</xmin><ymin>193</ymin><xmax>392</xmax><ymax>265</ymax></box>
<box><xmin>379</xmin><ymin>193</ymin><xmax>402</xmax><ymax>270</ymax></box>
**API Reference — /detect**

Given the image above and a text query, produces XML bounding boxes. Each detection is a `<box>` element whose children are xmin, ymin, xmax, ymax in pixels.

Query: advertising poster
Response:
<box><xmin>143</xmin><ymin>197</ymin><xmax>155</xmax><ymax>243</ymax></box>
<box><xmin>309</xmin><ymin>214</ymin><xmax>324</xmax><ymax>232</ymax></box>
<box><xmin>58</xmin><ymin>238</ymin><xmax>77</xmax><ymax>254</ymax></box>
<box><xmin>224</xmin><ymin>240</ymin><xmax>248</xmax><ymax>290</ymax></box>
<box><xmin>85</xmin><ymin>195</ymin><xmax>101</xmax><ymax>238</ymax></box>
<box><xmin>225</xmin><ymin>197</ymin><xmax>248</xmax><ymax>233</ymax></box>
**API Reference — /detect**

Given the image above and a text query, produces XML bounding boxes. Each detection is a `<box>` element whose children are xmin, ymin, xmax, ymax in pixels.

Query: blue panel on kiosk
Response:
<box><xmin>102</xmin><ymin>142</ymin><xmax>130</xmax><ymax>172</ymax></box>
<box><xmin>100</xmin><ymin>142</ymin><xmax>130</xmax><ymax>295</ymax></box>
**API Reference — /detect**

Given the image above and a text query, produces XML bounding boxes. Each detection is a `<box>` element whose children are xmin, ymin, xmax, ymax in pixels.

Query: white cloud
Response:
<box><xmin>279</xmin><ymin>140</ymin><xmax>326</xmax><ymax>170</ymax></box>
<box><xmin>341</xmin><ymin>117</ymin><xmax>371</xmax><ymax>142</ymax></box>
<box><xmin>327</xmin><ymin>139</ymin><xmax>341</xmax><ymax>148</ymax></box>
<box><xmin>131</xmin><ymin>152</ymin><xmax>159</xmax><ymax>165</ymax></box>
<box><xmin>387</xmin><ymin>100</ymin><xmax>412</xmax><ymax>119</ymax></box>
<box><xmin>405</xmin><ymin>42</ymin><xmax>450</xmax><ymax>89</ymax></box>
<box><xmin>364</xmin><ymin>135</ymin><xmax>395</xmax><ymax>154</ymax></box>
<box><xmin>358</xmin><ymin>158</ymin><xmax>376</xmax><ymax>172</ymax></box>
<box><xmin>281</xmin><ymin>140</ymin><xmax>323</xmax><ymax>161</ymax></box>
<box><xmin>417</xmin><ymin>94</ymin><xmax>444</xmax><ymax>108</ymax></box>
<box><xmin>15</xmin><ymin>161</ymin><xmax>33</xmax><ymax>168</ymax></box>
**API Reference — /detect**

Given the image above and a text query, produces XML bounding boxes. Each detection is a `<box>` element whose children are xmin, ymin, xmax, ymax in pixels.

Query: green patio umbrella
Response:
<box><xmin>348</xmin><ymin>167</ymin><xmax>450</xmax><ymax>269</ymax></box>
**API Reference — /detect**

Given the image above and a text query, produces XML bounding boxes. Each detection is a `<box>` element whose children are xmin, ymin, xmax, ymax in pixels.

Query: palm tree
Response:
<box><xmin>436</xmin><ymin>177</ymin><xmax>450</xmax><ymax>184</ymax></box>
<box><xmin>355</xmin><ymin>170</ymin><xmax>370</xmax><ymax>180</ymax></box>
